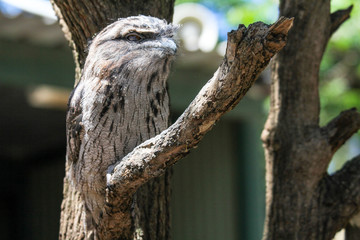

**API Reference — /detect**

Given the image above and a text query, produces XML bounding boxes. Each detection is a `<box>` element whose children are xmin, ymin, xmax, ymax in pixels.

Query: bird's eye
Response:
<box><xmin>125</xmin><ymin>32</ymin><xmax>144</xmax><ymax>42</ymax></box>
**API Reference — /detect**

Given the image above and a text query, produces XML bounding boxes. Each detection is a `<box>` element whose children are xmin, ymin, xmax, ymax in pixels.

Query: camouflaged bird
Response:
<box><xmin>66</xmin><ymin>15</ymin><xmax>178</xmax><ymax>235</ymax></box>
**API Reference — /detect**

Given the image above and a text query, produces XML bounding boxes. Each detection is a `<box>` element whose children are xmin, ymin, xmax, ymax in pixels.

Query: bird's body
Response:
<box><xmin>66</xmin><ymin>15</ymin><xmax>177</xmax><ymax>232</ymax></box>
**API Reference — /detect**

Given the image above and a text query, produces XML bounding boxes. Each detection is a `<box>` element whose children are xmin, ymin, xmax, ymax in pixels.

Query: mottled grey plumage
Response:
<box><xmin>66</xmin><ymin>15</ymin><xmax>177</xmax><ymax>233</ymax></box>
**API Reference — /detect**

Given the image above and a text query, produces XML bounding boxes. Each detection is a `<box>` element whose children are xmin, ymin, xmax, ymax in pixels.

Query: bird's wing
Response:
<box><xmin>66</xmin><ymin>87</ymin><xmax>84</xmax><ymax>163</ymax></box>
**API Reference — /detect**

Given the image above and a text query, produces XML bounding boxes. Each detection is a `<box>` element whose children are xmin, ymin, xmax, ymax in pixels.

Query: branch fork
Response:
<box><xmin>106</xmin><ymin>17</ymin><xmax>294</xmax><ymax>206</ymax></box>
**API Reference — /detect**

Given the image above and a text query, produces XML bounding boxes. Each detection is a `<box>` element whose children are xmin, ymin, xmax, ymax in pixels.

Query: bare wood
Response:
<box><xmin>106</xmin><ymin>17</ymin><xmax>293</xmax><ymax>213</ymax></box>
<box><xmin>53</xmin><ymin>0</ymin><xmax>292</xmax><ymax>238</ymax></box>
<box><xmin>59</xmin><ymin>162</ymin><xmax>85</xmax><ymax>240</ymax></box>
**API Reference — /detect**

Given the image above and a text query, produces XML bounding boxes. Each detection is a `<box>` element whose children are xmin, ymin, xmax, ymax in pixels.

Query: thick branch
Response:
<box><xmin>321</xmin><ymin>108</ymin><xmax>360</xmax><ymax>153</ymax></box>
<box><xmin>261</xmin><ymin>1</ymin><xmax>356</xmax><ymax>239</ymax></box>
<box><xmin>331</xmin><ymin>154</ymin><xmax>360</xmax><ymax>212</ymax></box>
<box><xmin>106</xmin><ymin>17</ymin><xmax>293</xmax><ymax>205</ymax></box>
<box><xmin>320</xmin><ymin>155</ymin><xmax>360</xmax><ymax>235</ymax></box>
<box><xmin>330</xmin><ymin>5</ymin><xmax>353</xmax><ymax>36</ymax></box>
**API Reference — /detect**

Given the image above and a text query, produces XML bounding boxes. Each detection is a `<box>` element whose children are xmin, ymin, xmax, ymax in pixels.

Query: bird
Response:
<box><xmin>66</xmin><ymin>15</ymin><xmax>178</xmax><ymax>235</ymax></box>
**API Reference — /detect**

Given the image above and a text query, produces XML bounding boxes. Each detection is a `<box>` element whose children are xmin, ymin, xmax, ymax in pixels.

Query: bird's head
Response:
<box><xmin>82</xmin><ymin>15</ymin><xmax>179</xmax><ymax>82</ymax></box>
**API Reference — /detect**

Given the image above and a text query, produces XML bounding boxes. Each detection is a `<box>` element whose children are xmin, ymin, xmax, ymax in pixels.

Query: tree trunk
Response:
<box><xmin>262</xmin><ymin>1</ymin><xmax>360</xmax><ymax>239</ymax></box>
<box><xmin>52</xmin><ymin>1</ymin><xmax>174</xmax><ymax>239</ymax></box>
<box><xmin>52</xmin><ymin>0</ymin><xmax>296</xmax><ymax>239</ymax></box>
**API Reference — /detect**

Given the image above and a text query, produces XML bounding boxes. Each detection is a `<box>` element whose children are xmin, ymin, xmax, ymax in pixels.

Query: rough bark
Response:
<box><xmin>53</xmin><ymin>0</ymin><xmax>293</xmax><ymax>239</ymax></box>
<box><xmin>261</xmin><ymin>1</ymin><xmax>360</xmax><ymax>239</ymax></box>
<box><xmin>107</xmin><ymin>17</ymin><xmax>294</xmax><ymax>203</ymax></box>
<box><xmin>52</xmin><ymin>1</ymin><xmax>175</xmax><ymax>239</ymax></box>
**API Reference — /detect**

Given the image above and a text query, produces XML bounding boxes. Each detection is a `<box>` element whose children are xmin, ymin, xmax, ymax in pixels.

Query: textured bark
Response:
<box><xmin>261</xmin><ymin>1</ymin><xmax>360</xmax><ymax>239</ymax></box>
<box><xmin>52</xmin><ymin>1</ymin><xmax>175</xmax><ymax>239</ymax></box>
<box><xmin>59</xmin><ymin>162</ymin><xmax>86</xmax><ymax>240</ymax></box>
<box><xmin>53</xmin><ymin>1</ymin><xmax>292</xmax><ymax>239</ymax></box>
<box><xmin>107</xmin><ymin>17</ymin><xmax>293</xmax><ymax>202</ymax></box>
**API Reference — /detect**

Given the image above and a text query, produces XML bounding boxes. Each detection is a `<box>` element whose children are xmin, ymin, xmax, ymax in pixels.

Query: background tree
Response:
<box><xmin>51</xmin><ymin>0</ymin><xmax>291</xmax><ymax>239</ymax></box>
<box><xmin>261</xmin><ymin>0</ymin><xmax>360</xmax><ymax>239</ymax></box>
<box><xmin>51</xmin><ymin>0</ymin><xmax>360</xmax><ymax>239</ymax></box>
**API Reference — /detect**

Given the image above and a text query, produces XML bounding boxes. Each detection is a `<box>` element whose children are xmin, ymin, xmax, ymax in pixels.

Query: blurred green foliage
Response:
<box><xmin>176</xmin><ymin>0</ymin><xmax>279</xmax><ymax>26</ymax></box>
<box><xmin>226</xmin><ymin>1</ymin><xmax>278</xmax><ymax>26</ymax></box>
<box><xmin>321</xmin><ymin>0</ymin><xmax>360</xmax><ymax>125</ymax></box>
<box><xmin>322</xmin><ymin>0</ymin><xmax>360</xmax><ymax>171</ymax></box>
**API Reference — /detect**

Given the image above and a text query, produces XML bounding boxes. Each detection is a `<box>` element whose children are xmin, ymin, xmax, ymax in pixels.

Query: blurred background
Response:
<box><xmin>0</xmin><ymin>0</ymin><xmax>358</xmax><ymax>239</ymax></box>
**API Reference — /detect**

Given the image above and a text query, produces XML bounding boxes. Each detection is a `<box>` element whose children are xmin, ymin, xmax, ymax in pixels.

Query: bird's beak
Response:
<box><xmin>160</xmin><ymin>38</ymin><xmax>177</xmax><ymax>54</ymax></box>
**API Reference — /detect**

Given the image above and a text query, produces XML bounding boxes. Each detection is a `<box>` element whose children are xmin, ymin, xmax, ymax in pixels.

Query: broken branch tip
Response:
<box><xmin>270</xmin><ymin>17</ymin><xmax>294</xmax><ymax>35</ymax></box>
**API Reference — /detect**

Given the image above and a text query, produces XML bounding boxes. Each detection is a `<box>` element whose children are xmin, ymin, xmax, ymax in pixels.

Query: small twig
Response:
<box><xmin>330</xmin><ymin>5</ymin><xmax>353</xmax><ymax>36</ymax></box>
<box><xmin>321</xmin><ymin>108</ymin><xmax>360</xmax><ymax>153</ymax></box>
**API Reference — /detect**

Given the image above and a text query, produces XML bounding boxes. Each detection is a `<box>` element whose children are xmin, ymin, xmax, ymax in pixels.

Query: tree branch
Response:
<box><xmin>321</xmin><ymin>108</ymin><xmax>360</xmax><ymax>153</ymax></box>
<box><xmin>106</xmin><ymin>17</ymin><xmax>293</xmax><ymax>206</ymax></box>
<box><xmin>320</xmin><ymin>155</ymin><xmax>360</xmax><ymax>234</ymax></box>
<box><xmin>330</xmin><ymin>5</ymin><xmax>353</xmax><ymax>36</ymax></box>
